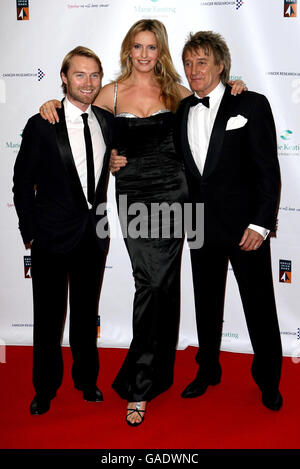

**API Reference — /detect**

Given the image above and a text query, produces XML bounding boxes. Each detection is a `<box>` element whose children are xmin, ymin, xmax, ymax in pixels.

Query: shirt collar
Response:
<box><xmin>195</xmin><ymin>81</ymin><xmax>225</xmax><ymax>109</ymax></box>
<box><xmin>64</xmin><ymin>96</ymin><xmax>92</xmax><ymax>122</ymax></box>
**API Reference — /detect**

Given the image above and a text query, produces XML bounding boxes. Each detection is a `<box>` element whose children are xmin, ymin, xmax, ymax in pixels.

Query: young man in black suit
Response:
<box><xmin>177</xmin><ymin>31</ymin><xmax>283</xmax><ymax>410</ymax></box>
<box><xmin>13</xmin><ymin>46</ymin><xmax>114</xmax><ymax>415</ymax></box>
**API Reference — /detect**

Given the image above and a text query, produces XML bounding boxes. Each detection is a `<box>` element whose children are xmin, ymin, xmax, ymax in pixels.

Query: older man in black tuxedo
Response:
<box><xmin>177</xmin><ymin>32</ymin><xmax>282</xmax><ymax>410</ymax></box>
<box><xmin>176</xmin><ymin>31</ymin><xmax>282</xmax><ymax>410</ymax></box>
<box><xmin>13</xmin><ymin>46</ymin><xmax>114</xmax><ymax>415</ymax></box>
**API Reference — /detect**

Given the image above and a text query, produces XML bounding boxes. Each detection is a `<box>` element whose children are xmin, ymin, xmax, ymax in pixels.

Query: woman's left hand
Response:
<box><xmin>109</xmin><ymin>149</ymin><xmax>127</xmax><ymax>174</ymax></box>
<box><xmin>228</xmin><ymin>80</ymin><xmax>248</xmax><ymax>95</ymax></box>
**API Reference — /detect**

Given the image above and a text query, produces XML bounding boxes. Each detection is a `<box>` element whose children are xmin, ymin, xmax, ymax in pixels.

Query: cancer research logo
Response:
<box><xmin>281</xmin><ymin>328</ymin><xmax>300</xmax><ymax>340</ymax></box>
<box><xmin>38</xmin><ymin>68</ymin><xmax>45</xmax><ymax>81</ymax></box>
<box><xmin>279</xmin><ymin>259</ymin><xmax>292</xmax><ymax>283</ymax></box>
<box><xmin>284</xmin><ymin>0</ymin><xmax>297</xmax><ymax>17</ymax></box>
<box><xmin>2</xmin><ymin>68</ymin><xmax>46</xmax><ymax>82</ymax></box>
<box><xmin>17</xmin><ymin>0</ymin><xmax>29</xmax><ymax>20</ymax></box>
<box><xmin>199</xmin><ymin>0</ymin><xmax>244</xmax><ymax>9</ymax></box>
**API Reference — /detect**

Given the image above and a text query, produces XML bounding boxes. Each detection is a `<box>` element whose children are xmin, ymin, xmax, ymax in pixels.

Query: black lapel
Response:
<box><xmin>91</xmin><ymin>106</ymin><xmax>112</xmax><ymax>204</ymax></box>
<box><xmin>55</xmin><ymin>102</ymin><xmax>88</xmax><ymax>211</ymax></box>
<box><xmin>92</xmin><ymin>105</ymin><xmax>110</xmax><ymax>146</ymax></box>
<box><xmin>180</xmin><ymin>96</ymin><xmax>202</xmax><ymax>181</ymax></box>
<box><xmin>202</xmin><ymin>84</ymin><xmax>232</xmax><ymax>179</ymax></box>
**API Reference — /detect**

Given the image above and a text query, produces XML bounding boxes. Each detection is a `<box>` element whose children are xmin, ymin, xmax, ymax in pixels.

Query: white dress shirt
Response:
<box><xmin>188</xmin><ymin>81</ymin><xmax>225</xmax><ymax>175</ymax></box>
<box><xmin>64</xmin><ymin>97</ymin><xmax>106</xmax><ymax>208</ymax></box>
<box><xmin>187</xmin><ymin>81</ymin><xmax>269</xmax><ymax>239</ymax></box>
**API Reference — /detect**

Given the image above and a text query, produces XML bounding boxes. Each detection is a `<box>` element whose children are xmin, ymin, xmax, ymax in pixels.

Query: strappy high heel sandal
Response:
<box><xmin>126</xmin><ymin>402</ymin><xmax>146</xmax><ymax>427</ymax></box>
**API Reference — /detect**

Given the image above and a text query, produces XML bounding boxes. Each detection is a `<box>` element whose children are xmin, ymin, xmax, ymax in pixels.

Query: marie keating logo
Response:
<box><xmin>222</xmin><ymin>331</ymin><xmax>239</xmax><ymax>340</ymax></box>
<box><xmin>278</xmin><ymin>129</ymin><xmax>300</xmax><ymax>156</ymax></box>
<box><xmin>230</xmin><ymin>75</ymin><xmax>243</xmax><ymax>81</ymax></box>
<box><xmin>2</xmin><ymin>68</ymin><xmax>45</xmax><ymax>82</ymax></box>
<box><xmin>279</xmin><ymin>259</ymin><xmax>291</xmax><ymax>283</ymax></box>
<box><xmin>134</xmin><ymin>0</ymin><xmax>176</xmax><ymax>15</ymax></box>
<box><xmin>17</xmin><ymin>0</ymin><xmax>29</xmax><ymax>20</ymax></box>
<box><xmin>280</xmin><ymin>129</ymin><xmax>293</xmax><ymax>140</ymax></box>
<box><xmin>284</xmin><ymin>0</ymin><xmax>297</xmax><ymax>17</ymax></box>
<box><xmin>95</xmin><ymin>196</ymin><xmax>204</xmax><ymax>249</ymax></box>
<box><xmin>5</xmin><ymin>130</ymin><xmax>23</xmax><ymax>153</ymax></box>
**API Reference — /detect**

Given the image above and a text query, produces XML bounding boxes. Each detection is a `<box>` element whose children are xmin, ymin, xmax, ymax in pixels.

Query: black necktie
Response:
<box><xmin>81</xmin><ymin>113</ymin><xmax>95</xmax><ymax>205</ymax></box>
<box><xmin>190</xmin><ymin>95</ymin><xmax>210</xmax><ymax>108</ymax></box>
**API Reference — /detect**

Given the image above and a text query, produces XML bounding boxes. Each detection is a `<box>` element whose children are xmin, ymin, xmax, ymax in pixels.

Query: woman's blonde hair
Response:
<box><xmin>117</xmin><ymin>19</ymin><xmax>181</xmax><ymax>112</ymax></box>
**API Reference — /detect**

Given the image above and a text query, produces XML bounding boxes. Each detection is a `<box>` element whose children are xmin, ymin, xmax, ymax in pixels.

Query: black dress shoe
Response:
<box><xmin>82</xmin><ymin>387</ymin><xmax>103</xmax><ymax>402</ymax></box>
<box><xmin>261</xmin><ymin>389</ymin><xmax>283</xmax><ymax>411</ymax></box>
<box><xmin>181</xmin><ymin>374</ymin><xmax>221</xmax><ymax>399</ymax></box>
<box><xmin>30</xmin><ymin>395</ymin><xmax>52</xmax><ymax>415</ymax></box>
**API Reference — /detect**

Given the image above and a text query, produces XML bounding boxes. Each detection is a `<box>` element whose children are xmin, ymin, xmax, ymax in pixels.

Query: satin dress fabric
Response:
<box><xmin>112</xmin><ymin>111</ymin><xmax>189</xmax><ymax>402</ymax></box>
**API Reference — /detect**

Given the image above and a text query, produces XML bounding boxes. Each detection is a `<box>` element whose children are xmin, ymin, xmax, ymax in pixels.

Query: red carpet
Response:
<box><xmin>0</xmin><ymin>346</ymin><xmax>299</xmax><ymax>451</ymax></box>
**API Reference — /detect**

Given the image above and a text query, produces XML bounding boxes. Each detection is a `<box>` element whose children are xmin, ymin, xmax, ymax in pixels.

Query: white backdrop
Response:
<box><xmin>1</xmin><ymin>0</ymin><xmax>299</xmax><ymax>359</ymax></box>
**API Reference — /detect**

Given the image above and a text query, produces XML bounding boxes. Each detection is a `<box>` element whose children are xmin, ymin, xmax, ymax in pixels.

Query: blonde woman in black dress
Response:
<box><xmin>99</xmin><ymin>20</ymin><xmax>191</xmax><ymax>426</ymax></box>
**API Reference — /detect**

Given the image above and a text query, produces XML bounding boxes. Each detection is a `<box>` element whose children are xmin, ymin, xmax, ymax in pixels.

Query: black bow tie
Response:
<box><xmin>190</xmin><ymin>95</ymin><xmax>210</xmax><ymax>108</ymax></box>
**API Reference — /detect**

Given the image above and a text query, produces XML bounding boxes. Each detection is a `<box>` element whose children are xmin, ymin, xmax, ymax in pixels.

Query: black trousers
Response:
<box><xmin>30</xmin><ymin>230</ymin><xmax>106</xmax><ymax>398</ymax></box>
<box><xmin>190</xmin><ymin>238</ymin><xmax>282</xmax><ymax>391</ymax></box>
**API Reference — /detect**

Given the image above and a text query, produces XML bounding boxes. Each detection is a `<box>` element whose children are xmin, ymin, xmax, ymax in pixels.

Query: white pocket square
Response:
<box><xmin>226</xmin><ymin>115</ymin><xmax>248</xmax><ymax>131</ymax></box>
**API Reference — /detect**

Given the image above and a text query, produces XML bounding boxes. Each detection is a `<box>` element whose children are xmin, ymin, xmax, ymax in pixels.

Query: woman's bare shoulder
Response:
<box><xmin>93</xmin><ymin>82</ymin><xmax>115</xmax><ymax>113</ymax></box>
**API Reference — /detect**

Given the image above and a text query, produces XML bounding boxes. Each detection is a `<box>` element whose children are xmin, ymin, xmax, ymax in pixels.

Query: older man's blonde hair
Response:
<box><xmin>182</xmin><ymin>31</ymin><xmax>231</xmax><ymax>84</ymax></box>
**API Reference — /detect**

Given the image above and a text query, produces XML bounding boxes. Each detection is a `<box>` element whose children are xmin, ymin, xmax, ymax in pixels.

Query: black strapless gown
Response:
<box><xmin>112</xmin><ymin>111</ymin><xmax>189</xmax><ymax>402</ymax></box>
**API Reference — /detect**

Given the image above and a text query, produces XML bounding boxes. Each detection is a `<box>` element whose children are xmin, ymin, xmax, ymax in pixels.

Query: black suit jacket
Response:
<box><xmin>13</xmin><ymin>102</ymin><xmax>114</xmax><ymax>253</ymax></box>
<box><xmin>175</xmin><ymin>85</ymin><xmax>281</xmax><ymax>244</ymax></box>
